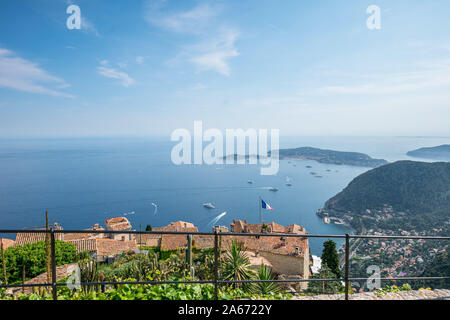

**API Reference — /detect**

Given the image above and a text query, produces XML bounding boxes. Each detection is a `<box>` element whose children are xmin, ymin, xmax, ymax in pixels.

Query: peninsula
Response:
<box><xmin>407</xmin><ymin>144</ymin><xmax>450</xmax><ymax>161</ymax></box>
<box><xmin>274</xmin><ymin>147</ymin><xmax>388</xmax><ymax>168</ymax></box>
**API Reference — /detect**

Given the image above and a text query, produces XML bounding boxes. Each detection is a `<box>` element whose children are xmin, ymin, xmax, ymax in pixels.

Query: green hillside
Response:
<box><xmin>324</xmin><ymin>161</ymin><xmax>450</xmax><ymax>214</ymax></box>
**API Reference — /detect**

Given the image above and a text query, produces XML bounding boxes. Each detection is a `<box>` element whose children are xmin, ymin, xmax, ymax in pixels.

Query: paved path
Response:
<box><xmin>292</xmin><ymin>289</ymin><xmax>450</xmax><ymax>300</ymax></box>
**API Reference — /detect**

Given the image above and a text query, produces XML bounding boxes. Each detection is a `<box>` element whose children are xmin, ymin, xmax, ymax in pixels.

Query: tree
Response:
<box><xmin>307</xmin><ymin>264</ymin><xmax>343</xmax><ymax>294</ymax></box>
<box><xmin>220</xmin><ymin>240</ymin><xmax>255</xmax><ymax>287</ymax></box>
<box><xmin>321</xmin><ymin>240</ymin><xmax>341</xmax><ymax>278</ymax></box>
<box><xmin>145</xmin><ymin>224</ymin><xmax>152</xmax><ymax>232</ymax></box>
<box><xmin>0</xmin><ymin>240</ymin><xmax>77</xmax><ymax>284</ymax></box>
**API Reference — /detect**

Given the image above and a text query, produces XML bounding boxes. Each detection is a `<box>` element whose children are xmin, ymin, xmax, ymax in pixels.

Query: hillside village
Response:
<box><xmin>1</xmin><ymin>217</ymin><xmax>312</xmax><ymax>291</ymax></box>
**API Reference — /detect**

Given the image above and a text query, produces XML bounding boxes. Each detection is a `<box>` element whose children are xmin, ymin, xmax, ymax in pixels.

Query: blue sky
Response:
<box><xmin>1</xmin><ymin>0</ymin><xmax>450</xmax><ymax>137</ymax></box>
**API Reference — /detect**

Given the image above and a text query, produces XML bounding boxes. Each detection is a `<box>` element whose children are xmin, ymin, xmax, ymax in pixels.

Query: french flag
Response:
<box><xmin>261</xmin><ymin>199</ymin><xmax>273</xmax><ymax>211</ymax></box>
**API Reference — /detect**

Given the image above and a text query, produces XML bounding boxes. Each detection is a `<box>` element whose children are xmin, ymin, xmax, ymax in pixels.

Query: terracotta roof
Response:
<box><xmin>95</xmin><ymin>239</ymin><xmax>138</xmax><ymax>257</ymax></box>
<box><xmin>67</xmin><ymin>238</ymin><xmax>138</xmax><ymax>257</ymax></box>
<box><xmin>154</xmin><ymin>221</ymin><xmax>198</xmax><ymax>232</ymax></box>
<box><xmin>14</xmin><ymin>231</ymin><xmax>64</xmax><ymax>246</ymax></box>
<box><xmin>240</xmin><ymin>236</ymin><xmax>308</xmax><ymax>257</ymax></box>
<box><xmin>160</xmin><ymin>234</ymin><xmax>187</xmax><ymax>250</ymax></box>
<box><xmin>105</xmin><ymin>217</ymin><xmax>132</xmax><ymax>231</ymax></box>
<box><xmin>0</xmin><ymin>238</ymin><xmax>15</xmax><ymax>249</ymax></box>
<box><xmin>230</xmin><ymin>220</ymin><xmax>306</xmax><ymax>236</ymax></box>
<box><xmin>67</xmin><ymin>238</ymin><xmax>97</xmax><ymax>253</ymax></box>
<box><xmin>64</xmin><ymin>229</ymin><xmax>105</xmax><ymax>241</ymax></box>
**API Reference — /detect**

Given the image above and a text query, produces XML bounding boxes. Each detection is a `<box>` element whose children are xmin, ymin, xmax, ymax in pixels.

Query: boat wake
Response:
<box><xmin>151</xmin><ymin>202</ymin><xmax>158</xmax><ymax>215</ymax></box>
<box><xmin>206</xmin><ymin>211</ymin><xmax>227</xmax><ymax>227</ymax></box>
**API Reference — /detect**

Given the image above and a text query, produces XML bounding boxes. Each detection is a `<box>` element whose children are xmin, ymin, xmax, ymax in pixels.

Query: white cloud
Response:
<box><xmin>146</xmin><ymin>2</ymin><xmax>219</xmax><ymax>34</ymax></box>
<box><xmin>97</xmin><ymin>66</ymin><xmax>135</xmax><ymax>87</ymax></box>
<box><xmin>145</xmin><ymin>1</ymin><xmax>239</xmax><ymax>76</ymax></box>
<box><xmin>0</xmin><ymin>48</ymin><xmax>73</xmax><ymax>98</ymax></box>
<box><xmin>315</xmin><ymin>62</ymin><xmax>450</xmax><ymax>96</ymax></box>
<box><xmin>81</xmin><ymin>17</ymin><xmax>100</xmax><ymax>36</ymax></box>
<box><xmin>136</xmin><ymin>56</ymin><xmax>145</xmax><ymax>64</ymax></box>
<box><xmin>189</xmin><ymin>29</ymin><xmax>239</xmax><ymax>76</ymax></box>
<box><xmin>192</xmin><ymin>83</ymin><xmax>206</xmax><ymax>90</ymax></box>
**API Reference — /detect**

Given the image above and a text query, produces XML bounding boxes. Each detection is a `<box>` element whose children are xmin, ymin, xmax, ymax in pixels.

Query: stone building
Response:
<box><xmin>229</xmin><ymin>219</ymin><xmax>310</xmax><ymax>290</ymax></box>
<box><xmin>105</xmin><ymin>217</ymin><xmax>134</xmax><ymax>240</ymax></box>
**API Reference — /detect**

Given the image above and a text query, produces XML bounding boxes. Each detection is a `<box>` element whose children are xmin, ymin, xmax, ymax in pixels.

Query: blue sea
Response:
<box><xmin>0</xmin><ymin>136</ymin><xmax>448</xmax><ymax>255</ymax></box>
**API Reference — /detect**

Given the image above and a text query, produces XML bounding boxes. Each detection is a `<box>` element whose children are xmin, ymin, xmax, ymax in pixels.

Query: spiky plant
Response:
<box><xmin>248</xmin><ymin>264</ymin><xmax>281</xmax><ymax>295</ymax></box>
<box><xmin>220</xmin><ymin>240</ymin><xmax>255</xmax><ymax>287</ymax></box>
<box><xmin>78</xmin><ymin>259</ymin><xmax>99</xmax><ymax>293</ymax></box>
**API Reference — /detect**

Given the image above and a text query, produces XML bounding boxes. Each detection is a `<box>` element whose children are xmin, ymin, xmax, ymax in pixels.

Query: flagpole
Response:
<box><xmin>258</xmin><ymin>196</ymin><xmax>262</xmax><ymax>224</ymax></box>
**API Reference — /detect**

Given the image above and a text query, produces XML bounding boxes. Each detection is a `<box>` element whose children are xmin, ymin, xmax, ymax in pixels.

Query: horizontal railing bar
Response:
<box><xmin>2</xmin><ymin>277</ymin><xmax>449</xmax><ymax>289</ymax></box>
<box><xmin>0</xmin><ymin>229</ymin><xmax>345</xmax><ymax>238</ymax></box>
<box><xmin>350</xmin><ymin>235</ymin><xmax>450</xmax><ymax>240</ymax></box>
<box><xmin>0</xmin><ymin>229</ymin><xmax>449</xmax><ymax>240</ymax></box>
<box><xmin>347</xmin><ymin>277</ymin><xmax>450</xmax><ymax>281</ymax></box>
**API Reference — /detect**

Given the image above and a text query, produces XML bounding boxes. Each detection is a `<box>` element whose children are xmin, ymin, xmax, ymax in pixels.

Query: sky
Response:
<box><xmin>0</xmin><ymin>0</ymin><xmax>450</xmax><ymax>138</ymax></box>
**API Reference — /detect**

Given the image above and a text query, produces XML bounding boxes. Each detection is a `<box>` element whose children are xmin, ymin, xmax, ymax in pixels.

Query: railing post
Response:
<box><xmin>214</xmin><ymin>230</ymin><xmax>219</xmax><ymax>300</ymax></box>
<box><xmin>50</xmin><ymin>229</ymin><xmax>57</xmax><ymax>300</ymax></box>
<box><xmin>344</xmin><ymin>234</ymin><xmax>350</xmax><ymax>301</ymax></box>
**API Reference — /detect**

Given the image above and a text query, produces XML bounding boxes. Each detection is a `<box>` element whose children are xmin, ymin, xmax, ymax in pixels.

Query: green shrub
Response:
<box><xmin>0</xmin><ymin>240</ymin><xmax>77</xmax><ymax>283</ymax></box>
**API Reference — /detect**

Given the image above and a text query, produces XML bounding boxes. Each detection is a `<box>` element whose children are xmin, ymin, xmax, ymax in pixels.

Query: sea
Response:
<box><xmin>0</xmin><ymin>136</ymin><xmax>448</xmax><ymax>255</ymax></box>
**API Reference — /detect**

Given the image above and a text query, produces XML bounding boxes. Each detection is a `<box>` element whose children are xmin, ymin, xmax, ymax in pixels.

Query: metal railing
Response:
<box><xmin>0</xmin><ymin>229</ymin><xmax>449</xmax><ymax>300</ymax></box>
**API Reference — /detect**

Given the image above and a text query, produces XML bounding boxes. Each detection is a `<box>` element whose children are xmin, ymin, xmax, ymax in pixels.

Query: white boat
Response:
<box><xmin>247</xmin><ymin>180</ymin><xmax>253</xmax><ymax>184</ymax></box>
<box><xmin>203</xmin><ymin>202</ymin><xmax>215</xmax><ymax>209</ymax></box>
<box><xmin>286</xmin><ymin>177</ymin><xmax>292</xmax><ymax>186</ymax></box>
<box><xmin>268</xmin><ymin>187</ymin><xmax>279</xmax><ymax>192</ymax></box>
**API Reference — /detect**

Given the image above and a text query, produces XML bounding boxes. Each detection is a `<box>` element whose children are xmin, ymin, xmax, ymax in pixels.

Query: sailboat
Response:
<box><xmin>285</xmin><ymin>176</ymin><xmax>292</xmax><ymax>186</ymax></box>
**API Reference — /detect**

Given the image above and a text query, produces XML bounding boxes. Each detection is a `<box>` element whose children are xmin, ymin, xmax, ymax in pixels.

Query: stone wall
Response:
<box><xmin>9</xmin><ymin>263</ymin><xmax>77</xmax><ymax>296</ymax></box>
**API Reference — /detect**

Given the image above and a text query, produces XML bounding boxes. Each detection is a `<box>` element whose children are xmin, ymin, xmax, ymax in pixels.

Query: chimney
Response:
<box><xmin>244</xmin><ymin>218</ymin><xmax>247</xmax><ymax>224</ymax></box>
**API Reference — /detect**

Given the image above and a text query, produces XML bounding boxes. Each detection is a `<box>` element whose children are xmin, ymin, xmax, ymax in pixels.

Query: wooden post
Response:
<box><xmin>214</xmin><ymin>231</ymin><xmax>219</xmax><ymax>300</ymax></box>
<box><xmin>45</xmin><ymin>211</ymin><xmax>52</xmax><ymax>285</ymax></box>
<box><xmin>186</xmin><ymin>234</ymin><xmax>192</xmax><ymax>272</ymax></box>
<box><xmin>50</xmin><ymin>229</ymin><xmax>57</xmax><ymax>300</ymax></box>
<box><xmin>22</xmin><ymin>265</ymin><xmax>26</xmax><ymax>294</ymax></box>
<box><xmin>344</xmin><ymin>234</ymin><xmax>350</xmax><ymax>301</ymax></box>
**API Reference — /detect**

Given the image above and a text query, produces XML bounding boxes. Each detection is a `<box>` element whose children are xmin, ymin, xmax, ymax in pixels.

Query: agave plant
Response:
<box><xmin>248</xmin><ymin>264</ymin><xmax>281</xmax><ymax>295</ymax></box>
<box><xmin>220</xmin><ymin>240</ymin><xmax>255</xmax><ymax>287</ymax></box>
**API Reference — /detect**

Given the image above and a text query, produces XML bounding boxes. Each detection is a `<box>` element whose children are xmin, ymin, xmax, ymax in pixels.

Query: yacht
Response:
<box><xmin>268</xmin><ymin>187</ymin><xmax>279</xmax><ymax>192</ymax></box>
<box><xmin>202</xmin><ymin>202</ymin><xmax>215</xmax><ymax>209</ymax></box>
